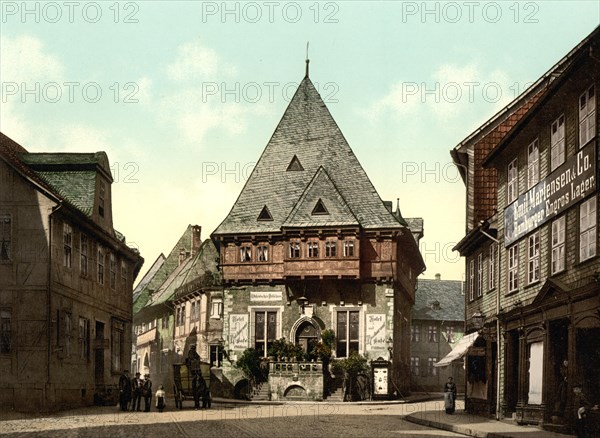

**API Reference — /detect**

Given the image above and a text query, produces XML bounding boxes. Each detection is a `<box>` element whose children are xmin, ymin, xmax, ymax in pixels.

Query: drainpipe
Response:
<box><xmin>478</xmin><ymin>227</ymin><xmax>501</xmax><ymax>421</ymax></box>
<box><xmin>47</xmin><ymin>201</ymin><xmax>63</xmax><ymax>408</ymax></box>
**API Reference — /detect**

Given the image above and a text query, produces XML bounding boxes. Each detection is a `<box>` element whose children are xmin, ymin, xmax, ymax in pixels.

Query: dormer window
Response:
<box><xmin>286</xmin><ymin>155</ymin><xmax>304</xmax><ymax>171</ymax></box>
<box><xmin>312</xmin><ymin>199</ymin><xmax>328</xmax><ymax>215</ymax></box>
<box><xmin>257</xmin><ymin>206</ymin><xmax>273</xmax><ymax>221</ymax></box>
<box><xmin>99</xmin><ymin>183</ymin><xmax>106</xmax><ymax>218</ymax></box>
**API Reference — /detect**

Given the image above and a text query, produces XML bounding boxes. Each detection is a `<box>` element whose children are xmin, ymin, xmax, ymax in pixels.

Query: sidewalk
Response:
<box><xmin>404</xmin><ymin>408</ymin><xmax>575</xmax><ymax>438</ymax></box>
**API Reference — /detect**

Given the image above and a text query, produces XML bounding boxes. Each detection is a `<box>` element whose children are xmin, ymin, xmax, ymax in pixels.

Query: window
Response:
<box><xmin>162</xmin><ymin>314</ymin><xmax>169</xmax><ymax>329</ymax></box>
<box><xmin>528</xmin><ymin>232</ymin><xmax>540</xmax><ymax>284</ymax></box>
<box><xmin>63</xmin><ymin>223</ymin><xmax>72</xmax><ymax>268</ymax></box>
<box><xmin>255</xmin><ymin>311</ymin><xmax>277</xmax><ymax>357</ymax></box>
<box><xmin>109</xmin><ymin>254</ymin><xmax>117</xmax><ymax>289</ymax></box>
<box><xmin>579</xmin><ymin>85</ymin><xmax>596</xmax><ymax>147</ymax></box>
<box><xmin>97</xmin><ymin>245</ymin><xmax>104</xmax><ymax>285</ymax></box>
<box><xmin>469</xmin><ymin>259</ymin><xmax>475</xmax><ymax>301</ymax></box>
<box><xmin>507</xmin><ymin>158</ymin><xmax>518</xmax><ymax>204</ymax></box>
<box><xmin>343</xmin><ymin>240</ymin><xmax>355</xmax><ymax>257</ymax></box>
<box><xmin>336</xmin><ymin>310</ymin><xmax>360</xmax><ymax>357</ymax></box>
<box><xmin>477</xmin><ymin>253</ymin><xmax>483</xmax><ymax>298</ymax></box>
<box><xmin>99</xmin><ymin>183</ymin><xmax>105</xmax><ymax>217</ymax></box>
<box><xmin>446</xmin><ymin>326</ymin><xmax>455</xmax><ymax>343</ymax></box>
<box><xmin>0</xmin><ymin>310</ymin><xmax>11</xmax><ymax>353</ymax></box>
<box><xmin>80</xmin><ymin>234</ymin><xmax>88</xmax><ymax>276</ymax></box>
<box><xmin>411</xmin><ymin>357</ymin><xmax>420</xmax><ymax>376</ymax></box>
<box><xmin>427</xmin><ymin>325</ymin><xmax>437</xmax><ymax>343</ymax></box>
<box><xmin>307</xmin><ymin>241</ymin><xmax>319</xmax><ymax>258</ymax></box>
<box><xmin>527</xmin><ymin>139</ymin><xmax>539</xmax><ymax>189</ymax></box>
<box><xmin>0</xmin><ymin>214</ymin><xmax>11</xmax><ymax>261</ymax></box>
<box><xmin>142</xmin><ymin>322</ymin><xmax>147</xmax><ymax>333</ymax></box>
<box><xmin>111</xmin><ymin>321</ymin><xmax>124</xmax><ymax>372</ymax></box>
<box><xmin>240</xmin><ymin>245</ymin><xmax>251</xmax><ymax>262</ymax></box>
<box><xmin>191</xmin><ymin>300</ymin><xmax>199</xmax><ymax>321</ymax></box>
<box><xmin>176</xmin><ymin>304</ymin><xmax>186</xmax><ymax>326</ymax></box>
<box><xmin>210</xmin><ymin>299</ymin><xmax>223</xmax><ymax>319</ymax></box>
<box><xmin>257</xmin><ymin>245</ymin><xmax>268</xmax><ymax>262</ymax></box>
<box><xmin>551</xmin><ymin>216</ymin><xmax>566</xmax><ymax>274</ymax></box>
<box><xmin>428</xmin><ymin>358</ymin><xmax>437</xmax><ymax>376</ymax></box>
<box><xmin>121</xmin><ymin>261</ymin><xmax>127</xmax><ymax>290</ymax></box>
<box><xmin>580</xmin><ymin>196</ymin><xmax>597</xmax><ymax>262</ymax></box>
<box><xmin>411</xmin><ymin>324</ymin><xmax>420</xmax><ymax>342</ymax></box>
<box><xmin>289</xmin><ymin>242</ymin><xmax>300</xmax><ymax>258</ymax></box>
<box><xmin>210</xmin><ymin>345</ymin><xmax>223</xmax><ymax>367</ymax></box>
<box><xmin>325</xmin><ymin>241</ymin><xmax>337</xmax><ymax>257</ymax></box>
<box><xmin>551</xmin><ymin>115</ymin><xmax>565</xmax><ymax>171</ymax></box>
<box><xmin>489</xmin><ymin>243</ymin><xmax>496</xmax><ymax>290</ymax></box>
<box><xmin>79</xmin><ymin>317</ymin><xmax>89</xmax><ymax>360</ymax></box>
<box><xmin>508</xmin><ymin>244</ymin><xmax>519</xmax><ymax>292</ymax></box>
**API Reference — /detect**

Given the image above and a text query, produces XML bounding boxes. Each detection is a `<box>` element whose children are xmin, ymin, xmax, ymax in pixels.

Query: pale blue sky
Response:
<box><xmin>2</xmin><ymin>1</ymin><xmax>599</xmax><ymax>282</ymax></box>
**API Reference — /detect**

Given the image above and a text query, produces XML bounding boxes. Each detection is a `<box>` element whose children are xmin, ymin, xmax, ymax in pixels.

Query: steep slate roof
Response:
<box><xmin>283</xmin><ymin>166</ymin><xmax>359</xmax><ymax>228</ymax></box>
<box><xmin>413</xmin><ymin>278</ymin><xmax>465</xmax><ymax>322</ymax></box>
<box><xmin>213</xmin><ymin>76</ymin><xmax>404</xmax><ymax>235</ymax></box>
<box><xmin>133</xmin><ymin>254</ymin><xmax>166</xmax><ymax>303</ymax></box>
<box><xmin>34</xmin><ymin>171</ymin><xmax>97</xmax><ymax>215</ymax></box>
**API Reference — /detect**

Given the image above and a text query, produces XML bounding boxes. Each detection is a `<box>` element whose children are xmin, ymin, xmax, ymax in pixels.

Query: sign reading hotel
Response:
<box><xmin>366</xmin><ymin>314</ymin><xmax>387</xmax><ymax>350</ymax></box>
<box><xmin>250</xmin><ymin>291</ymin><xmax>282</xmax><ymax>302</ymax></box>
<box><xmin>504</xmin><ymin>143</ymin><xmax>596</xmax><ymax>246</ymax></box>
<box><xmin>229</xmin><ymin>314</ymin><xmax>249</xmax><ymax>350</ymax></box>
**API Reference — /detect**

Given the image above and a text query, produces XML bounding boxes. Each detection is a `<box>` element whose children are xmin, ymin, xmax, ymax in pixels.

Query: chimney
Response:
<box><xmin>191</xmin><ymin>225</ymin><xmax>202</xmax><ymax>254</ymax></box>
<box><xmin>435</xmin><ymin>273</ymin><xmax>441</xmax><ymax>281</ymax></box>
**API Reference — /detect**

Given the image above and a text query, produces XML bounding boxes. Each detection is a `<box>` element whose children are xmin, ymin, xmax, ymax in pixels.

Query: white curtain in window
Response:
<box><xmin>528</xmin><ymin>342</ymin><xmax>544</xmax><ymax>405</ymax></box>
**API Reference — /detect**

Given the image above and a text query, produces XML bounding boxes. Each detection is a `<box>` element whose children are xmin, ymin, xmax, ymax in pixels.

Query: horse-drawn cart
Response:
<box><xmin>172</xmin><ymin>361</ymin><xmax>211</xmax><ymax>409</ymax></box>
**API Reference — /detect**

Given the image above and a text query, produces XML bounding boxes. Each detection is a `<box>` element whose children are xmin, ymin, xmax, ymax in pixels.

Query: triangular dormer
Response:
<box><xmin>312</xmin><ymin>198</ymin><xmax>328</xmax><ymax>215</ymax></box>
<box><xmin>257</xmin><ymin>205</ymin><xmax>273</xmax><ymax>221</ymax></box>
<box><xmin>287</xmin><ymin>155</ymin><xmax>304</xmax><ymax>171</ymax></box>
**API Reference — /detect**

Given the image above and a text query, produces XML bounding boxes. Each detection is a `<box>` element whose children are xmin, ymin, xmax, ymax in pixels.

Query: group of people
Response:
<box><xmin>118</xmin><ymin>370</ymin><xmax>166</xmax><ymax>413</ymax></box>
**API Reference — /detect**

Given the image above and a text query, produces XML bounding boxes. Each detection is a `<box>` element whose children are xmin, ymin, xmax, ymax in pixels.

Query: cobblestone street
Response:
<box><xmin>1</xmin><ymin>400</ymin><xmax>463</xmax><ymax>437</ymax></box>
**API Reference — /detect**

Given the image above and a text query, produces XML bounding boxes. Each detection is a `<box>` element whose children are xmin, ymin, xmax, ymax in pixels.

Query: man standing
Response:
<box><xmin>143</xmin><ymin>374</ymin><xmax>153</xmax><ymax>412</ymax></box>
<box><xmin>444</xmin><ymin>376</ymin><xmax>457</xmax><ymax>414</ymax></box>
<box><xmin>131</xmin><ymin>372</ymin><xmax>142</xmax><ymax>411</ymax></box>
<box><xmin>118</xmin><ymin>370</ymin><xmax>132</xmax><ymax>411</ymax></box>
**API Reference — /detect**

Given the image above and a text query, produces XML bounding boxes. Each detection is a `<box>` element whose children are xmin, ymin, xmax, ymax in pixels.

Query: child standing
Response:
<box><xmin>155</xmin><ymin>385</ymin><xmax>166</xmax><ymax>413</ymax></box>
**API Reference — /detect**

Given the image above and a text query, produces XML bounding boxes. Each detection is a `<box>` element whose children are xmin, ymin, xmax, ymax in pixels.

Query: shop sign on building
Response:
<box><xmin>504</xmin><ymin>142</ymin><xmax>596</xmax><ymax>246</ymax></box>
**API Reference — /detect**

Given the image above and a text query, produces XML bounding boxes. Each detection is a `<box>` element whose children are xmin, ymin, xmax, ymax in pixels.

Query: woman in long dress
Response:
<box><xmin>444</xmin><ymin>376</ymin><xmax>457</xmax><ymax>414</ymax></box>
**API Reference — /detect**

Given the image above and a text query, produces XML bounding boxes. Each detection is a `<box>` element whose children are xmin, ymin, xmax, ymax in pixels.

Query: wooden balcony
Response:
<box><xmin>283</xmin><ymin>258</ymin><xmax>359</xmax><ymax>279</ymax></box>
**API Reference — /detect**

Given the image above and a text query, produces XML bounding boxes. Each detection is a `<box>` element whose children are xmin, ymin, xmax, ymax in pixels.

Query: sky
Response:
<box><xmin>1</xmin><ymin>1</ymin><xmax>599</xmax><ymax>284</ymax></box>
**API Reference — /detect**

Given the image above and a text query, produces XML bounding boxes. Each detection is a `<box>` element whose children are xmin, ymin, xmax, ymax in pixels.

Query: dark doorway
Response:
<box><xmin>549</xmin><ymin>319</ymin><xmax>569</xmax><ymax>418</ymax></box>
<box><xmin>576</xmin><ymin>327</ymin><xmax>600</xmax><ymax>406</ymax></box>
<box><xmin>295</xmin><ymin>320</ymin><xmax>319</xmax><ymax>357</ymax></box>
<box><xmin>94</xmin><ymin>321</ymin><xmax>105</xmax><ymax>384</ymax></box>
<box><xmin>505</xmin><ymin>330</ymin><xmax>520</xmax><ymax>414</ymax></box>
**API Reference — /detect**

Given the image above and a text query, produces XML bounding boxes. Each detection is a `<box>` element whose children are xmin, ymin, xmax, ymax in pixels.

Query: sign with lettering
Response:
<box><xmin>250</xmin><ymin>291</ymin><xmax>282</xmax><ymax>302</ymax></box>
<box><xmin>229</xmin><ymin>314</ymin><xmax>249</xmax><ymax>350</ymax></box>
<box><xmin>504</xmin><ymin>143</ymin><xmax>596</xmax><ymax>246</ymax></box>
<box><xmin>366</xmin><ymin>314</ymin><xmax>387</xmax><ymax>350</ymax></box>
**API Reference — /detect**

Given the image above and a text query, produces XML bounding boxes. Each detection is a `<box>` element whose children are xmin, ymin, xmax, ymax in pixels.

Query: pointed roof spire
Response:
<box><xmin>305</xmin><ymin>42</ymin><xmax>310</xmax><ymax>78</ymax></box>
<box><xmin>395</xmin><ymin>198</ymin><xmax>409</xmax><ymax>226</ymax></box>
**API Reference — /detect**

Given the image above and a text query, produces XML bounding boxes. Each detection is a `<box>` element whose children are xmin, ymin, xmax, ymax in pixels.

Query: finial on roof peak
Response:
<box><xmin>305</xmin><ymin>41</ymin><xmax>310</xmax><ymax>78</ymax></box>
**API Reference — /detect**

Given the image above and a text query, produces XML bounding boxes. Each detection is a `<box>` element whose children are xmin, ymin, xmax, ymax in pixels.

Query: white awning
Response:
<box><xmin>434</xmin><ymin>332</ymin><xmax>479</xmax><ymax>367</ymax></box>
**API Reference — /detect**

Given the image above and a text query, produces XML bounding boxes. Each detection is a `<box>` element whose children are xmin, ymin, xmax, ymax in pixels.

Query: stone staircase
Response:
<box><xmin>251</xmin><ymin>382</ymin><xmax>270</xmax><ymax>401</ymax></box>
<box><xmin>326</xmin><ymin>377</ymin><xmax>344</xmax><ymax>401</ymax></box>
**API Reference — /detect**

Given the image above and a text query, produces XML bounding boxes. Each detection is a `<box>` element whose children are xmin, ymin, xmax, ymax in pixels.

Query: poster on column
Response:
<box><xmin>366</xmin><ymin>314</ymin><xmax>387</xmax><ymax>350</ymax></box>
<box><xmin>229</xmin><ymin>314</ymin><xmax>249</xmax><ymax>350</ymax></box>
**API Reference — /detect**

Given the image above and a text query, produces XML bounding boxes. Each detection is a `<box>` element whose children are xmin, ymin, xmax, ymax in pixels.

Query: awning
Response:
<box><xmin>136</xmin><ymin>328</ymin><xmax>157</xmax><ymax>347</ymax></box>
<box><xmin>434</xmin><ymin>332</ymin><xmax>479</xmax><ymax>367</ymax></box>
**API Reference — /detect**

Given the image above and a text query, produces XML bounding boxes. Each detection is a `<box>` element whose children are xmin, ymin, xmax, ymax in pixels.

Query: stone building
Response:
<box><xmin>132</xmin><ymin>225</ymin><xmax>201</xmax><ymax>389</ymax></box>
<box><xmin>452</xmin><ymin>26</ymin><xmax>599</xmax><ymax>433</ymax></box>
<box><xmin>0</xmin><ymin>133</ymin><xmax>143</xmax><ymax>411</ymax></box>
<box><xmin>211</xmin><ymin>65</ymin><xmax>425</xmax><ymax>400</ymax></box>
<box><xmin>410</xmin><ymin>275</ymin><xmax>465</xmax><ymax>392</ymax></box>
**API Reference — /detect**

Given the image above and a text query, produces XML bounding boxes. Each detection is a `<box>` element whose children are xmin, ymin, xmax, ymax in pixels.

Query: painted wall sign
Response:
<box><xmin>366</xmin><ymin>314</ymin><xmax>387</xmax><ymax>350</ymax></box>
<box><xmin>229</xmin><ymin>314</ymin><xmax>249</xmax><ymax>350</ymax></box>
<box><xmin>250</xmin><ymin>291</ymin><xmax>282</xmax><ymax>302</ymax></box>
<box><xmin>504</xmin><ymin>142</ymin><xmax>596</xmax><ymax>246</ymax></box>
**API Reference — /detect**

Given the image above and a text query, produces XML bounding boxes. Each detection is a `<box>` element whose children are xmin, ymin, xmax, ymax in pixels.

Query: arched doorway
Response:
<box><xmin>295</xmin><ymin>320</ymin><xmax>320</xmax><ymax>357</ymax></box>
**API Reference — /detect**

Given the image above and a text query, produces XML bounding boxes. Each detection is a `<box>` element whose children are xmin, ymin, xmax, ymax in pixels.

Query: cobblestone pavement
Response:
<box><xmin>0</xmin><ymin>400</ymin><xmax>464</xmax><ymax>437</ymax></box>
